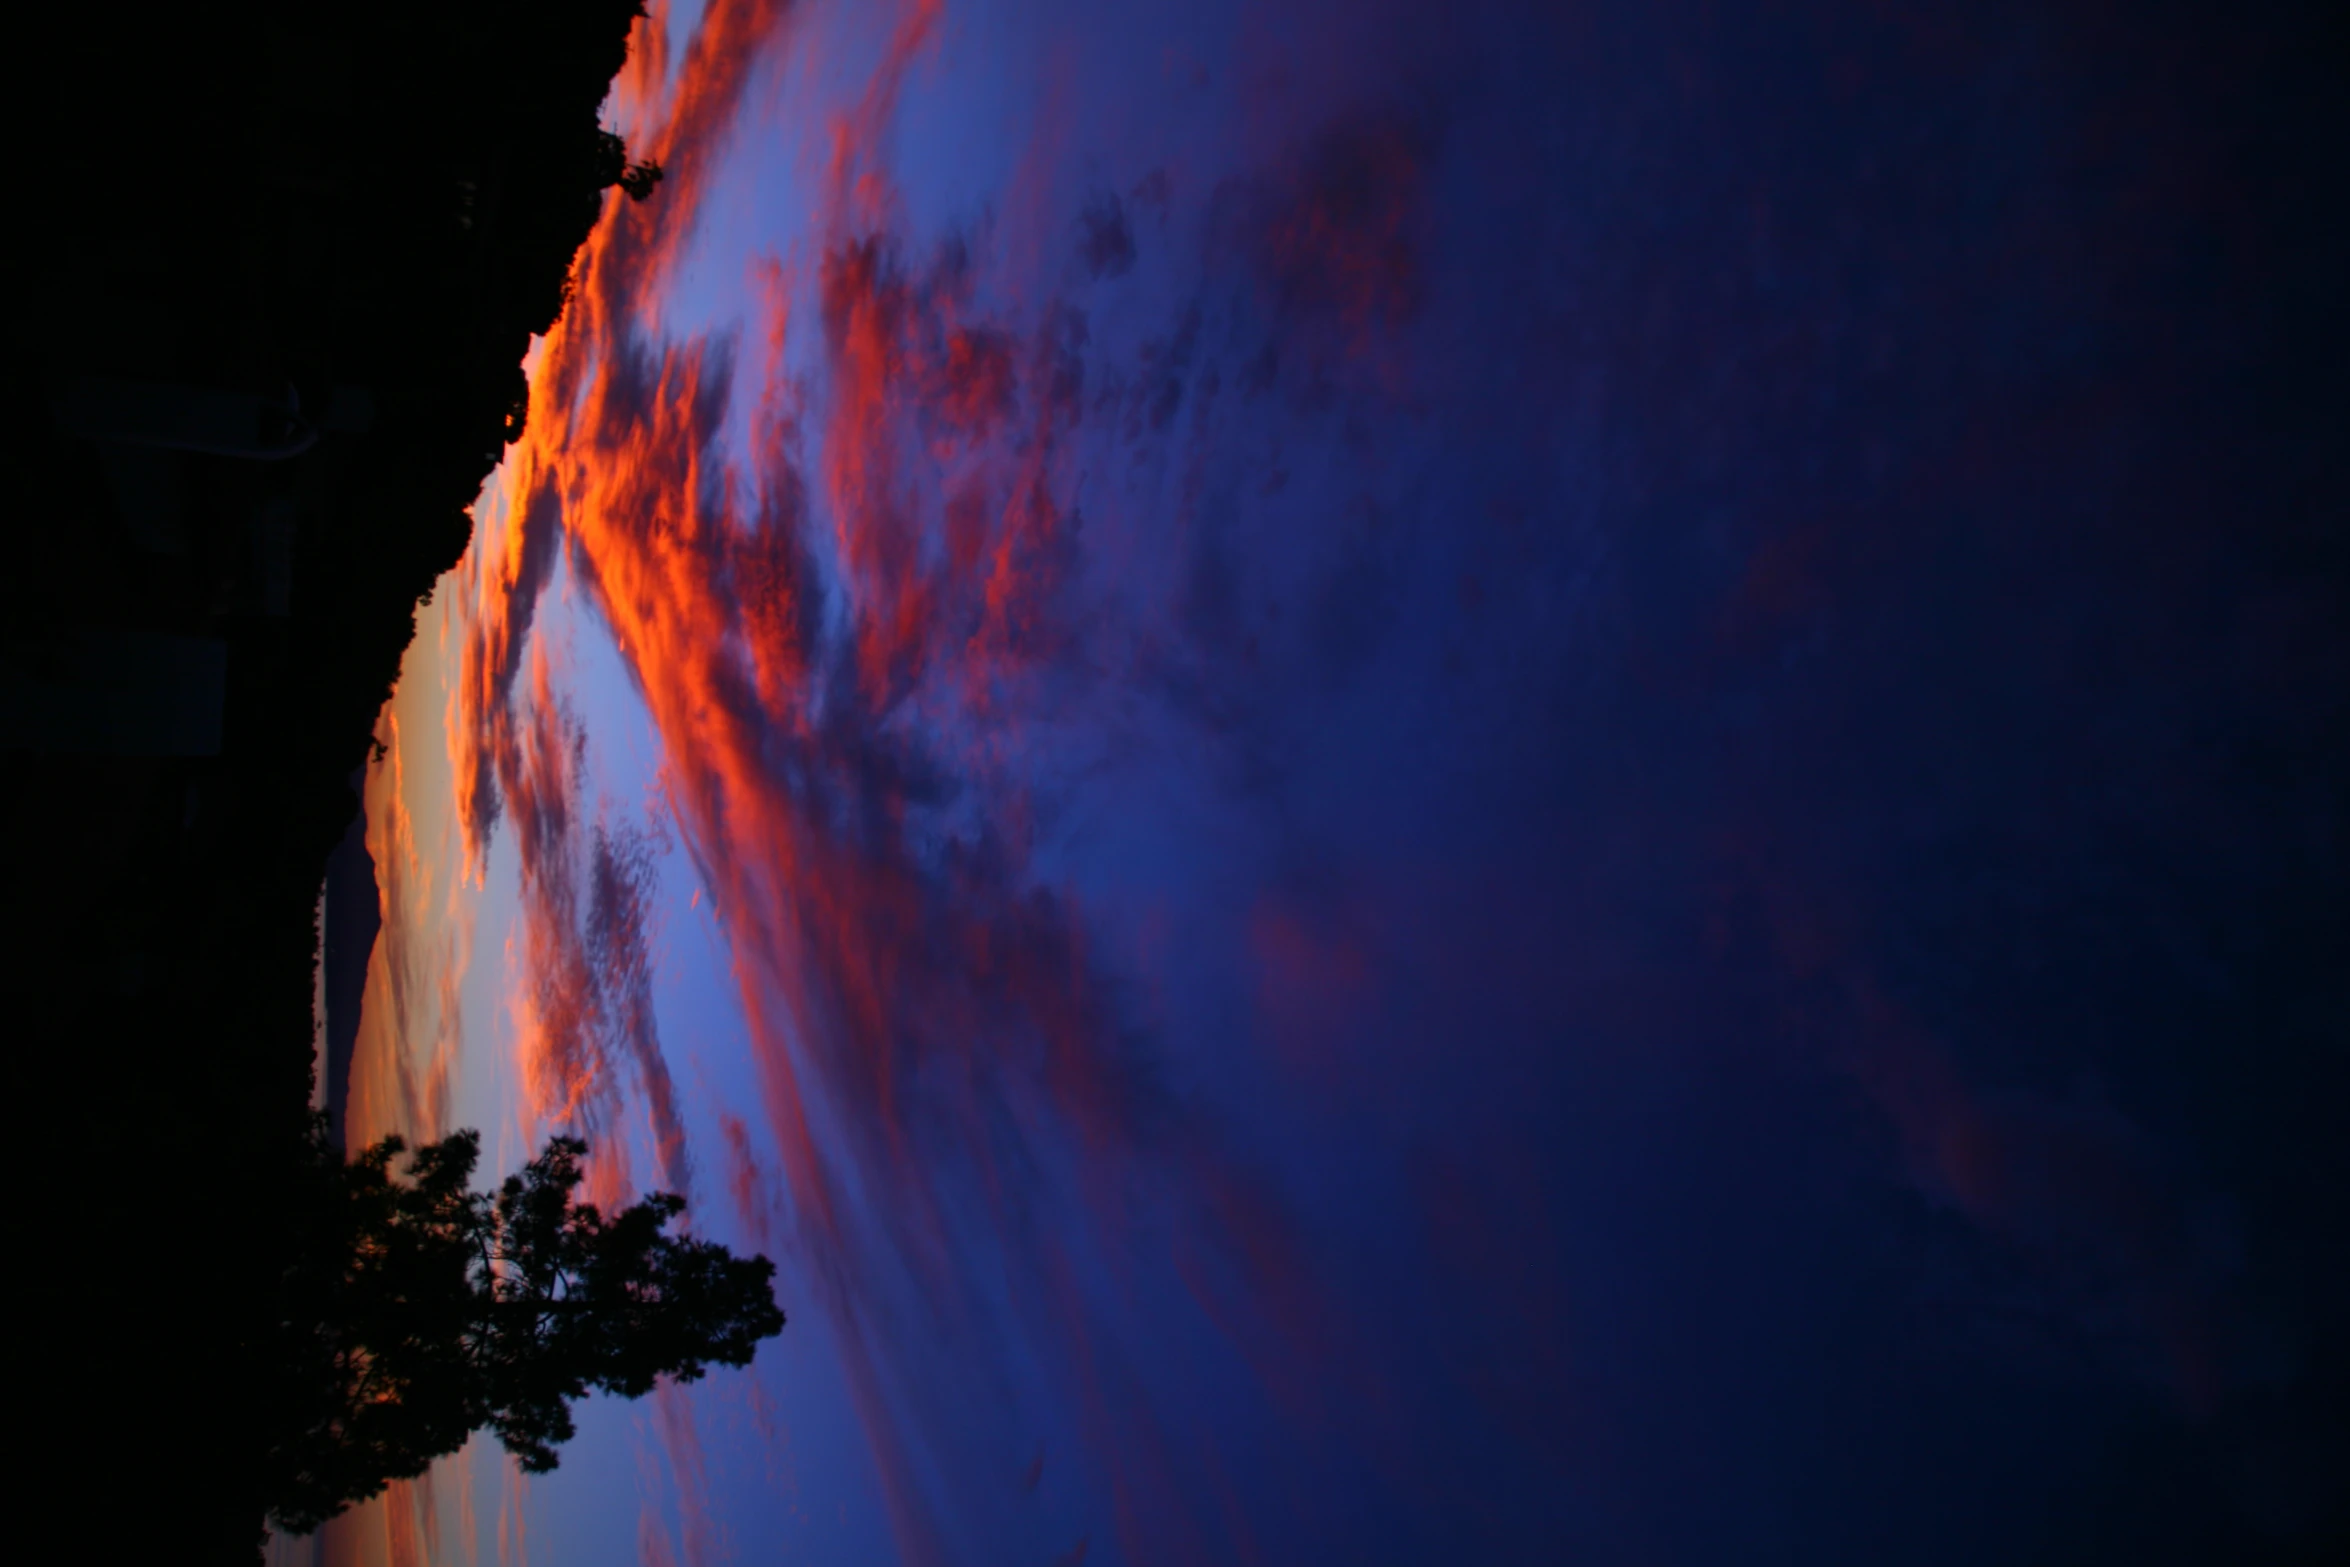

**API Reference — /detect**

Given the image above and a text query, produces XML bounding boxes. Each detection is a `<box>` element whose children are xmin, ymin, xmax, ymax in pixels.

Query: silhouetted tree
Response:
<box><xmin>591</xmin><ymin>127</ymin><xmax>664</xmax><ymax>202</ymax></box>
<box><xmin>261</xmin><ymin>1124</ymin><xmax>783</xmax><ymax>1534</ymax></box>
<box><xmin>618</xmin><ymin>158</ymin><xmax>664</xmax><ymax>201</ymax></box>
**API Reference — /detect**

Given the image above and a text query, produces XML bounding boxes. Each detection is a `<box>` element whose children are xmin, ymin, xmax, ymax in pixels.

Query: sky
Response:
<box><xmin>302</xmin><ymin>1</ymin><xmax>2344</xmax><ymax>1563</ymax></box>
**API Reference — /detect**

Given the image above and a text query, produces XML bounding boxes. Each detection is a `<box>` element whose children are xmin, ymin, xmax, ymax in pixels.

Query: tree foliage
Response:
<box><xmin>261</xmin><ymin>1124</ymin><xmax>783</xmax><ymax>1534</ymax></box>
<box><xmin>592</xmin><ymin>127</ymin><xmax>665</xmax><ymax>202</ymax></box>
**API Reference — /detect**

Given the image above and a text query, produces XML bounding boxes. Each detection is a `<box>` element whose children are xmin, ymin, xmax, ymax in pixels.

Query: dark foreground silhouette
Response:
<box><xmin>5</xmin><ymin>3</ymin><xmax>675</xmax><ymax>1555</ymax></box>
<box><xmin>262</xmin><ymin>1126</ymin><xmax>783</xmax><ymax>1535</ymax></box>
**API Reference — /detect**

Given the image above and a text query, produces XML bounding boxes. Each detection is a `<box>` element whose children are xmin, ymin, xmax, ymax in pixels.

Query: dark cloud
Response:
<box><xmin>1306</xmin><ymin>497</ymin><xmax>1400</xmax><ymax>689</ymax></box>
<box><xmin>1126</xmin><ymin>298</ymin><xmax>1201</xmax><ymax>438</ymax></box>
<box><xmin>489</xmin><ymin>655</ymin><xmax>693</xmax><ymax>1196</ymax></box>
<box><xmin>453</xmin><ymin>475</ymin><xmax>566</xmax><ymax>847</ymax></box>
<box><xmin>587</xmin><ymin>820</ymin><xmax>690</xmax><ymax>1193</ymax></box>
<box><xmin>1237</xmin><ymin>107</ymin><xmax>1429</xmax><ymax>337</ymax></box>
<box><xmin>1078</xmin><ymin>192</ymin><xmax>1137</xmax><ymax>280</ymax></box>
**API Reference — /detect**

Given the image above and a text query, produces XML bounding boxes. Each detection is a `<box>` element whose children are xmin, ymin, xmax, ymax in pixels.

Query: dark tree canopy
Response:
<box><xmin>261</xmin><ymin>1125</ymin><xmax>783</xmax><ymax>1534</ymax></box>
<box><xmin>592</xmin><ymin>127</ymin><xmax>665</xmax><ymax>202</ymax></box>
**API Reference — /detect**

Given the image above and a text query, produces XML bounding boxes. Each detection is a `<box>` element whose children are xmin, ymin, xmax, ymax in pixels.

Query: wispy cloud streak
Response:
<box><xmin>447</xmin><ymin>1</ymin><xmax>1421</xmax><ymax>1557</ymax></box>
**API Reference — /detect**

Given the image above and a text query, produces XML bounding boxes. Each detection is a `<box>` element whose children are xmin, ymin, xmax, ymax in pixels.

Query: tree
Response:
<box><xmin>617</xmin><ymin>158</ymin><xmax>664</xmax><ymax>202</ymax></box>
<box><xmin>591</xmin><ymin>127</ymin><xmax>665</xmax><ymax>202</ymax></box>
<box><xmin>260</xmin><ymin>1124</ymin><xmax>784</xmax><ymax>1534</ymax></box>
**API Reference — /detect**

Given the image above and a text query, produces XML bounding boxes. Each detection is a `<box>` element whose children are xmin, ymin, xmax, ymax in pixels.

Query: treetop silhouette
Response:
<box><xmin>593</xmin><ymin>127</ymin><xmax>665</xmax><ymax>202</ymax></box>
<box><xmin>262</xmin><ymin>1124</ymin><xmax>783</xmax><ymax>1534</ymax></box>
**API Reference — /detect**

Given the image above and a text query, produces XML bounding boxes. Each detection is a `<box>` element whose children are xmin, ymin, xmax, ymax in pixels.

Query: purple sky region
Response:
<box><xmin>318</xmin><ymin>1</ymin><xmax>2349</xmax><ymax>1563</ymax></box>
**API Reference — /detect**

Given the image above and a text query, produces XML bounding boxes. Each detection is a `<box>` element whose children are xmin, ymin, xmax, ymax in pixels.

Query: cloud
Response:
<box><xmin>587</xmin><ymin>818</ymin><xmax>691</xmax><ymax>1191</ymax></box>
<box><xmin>1077</xmin><ymin>193</ymin><xmax>1136</xmax><ymax>280</ymax></box>
<box><xmin>648</xmin><ymin>1384</ymin><xmax>721</xmax><ymax>1567</ymax></box>
<box><xmin>1247</xmin><ymin>892</ymin><xmax>1377</xmax><ymax>1085</ymax></box>
<box><xmin>494</xmin><ymin>650</ymin><xmax>693</xmax><ymax>1197</ymax></box>
<box><xmin>1216</xmin><ymin>105</ymin><xmax>1431</xmax><ymax>382</ymax></box>
<box><xmin>440</xmin><ymin>2</ymin><xmax>1511</xmax><ymax>1559</ymax></box>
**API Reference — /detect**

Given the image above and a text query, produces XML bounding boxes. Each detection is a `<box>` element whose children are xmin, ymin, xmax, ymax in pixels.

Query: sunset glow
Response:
<box><xmin>318</xmin><ymin>1</ymin><xmax>2337</xmax><ymax>1562</ymax></box>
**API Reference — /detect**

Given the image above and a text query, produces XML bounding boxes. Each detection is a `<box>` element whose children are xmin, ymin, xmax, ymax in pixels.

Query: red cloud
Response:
<box><xmin>439</xmin><ymin>2</ymin><xmax>1443</xmax><ymax>1558</ymax></box>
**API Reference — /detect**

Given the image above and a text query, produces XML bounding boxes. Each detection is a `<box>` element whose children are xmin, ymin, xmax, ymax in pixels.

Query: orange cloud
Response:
<box><xmin>438</xmin><ymin>2</ymin><xmax>1422</xmax><ymax>1557</ymax></box>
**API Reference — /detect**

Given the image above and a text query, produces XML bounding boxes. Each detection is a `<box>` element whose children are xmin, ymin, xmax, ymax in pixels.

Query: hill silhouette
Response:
<box><xmin>4</xmin><ymin>3</ymin><xmax>670</xmax><ymax>1557</ymax></box>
